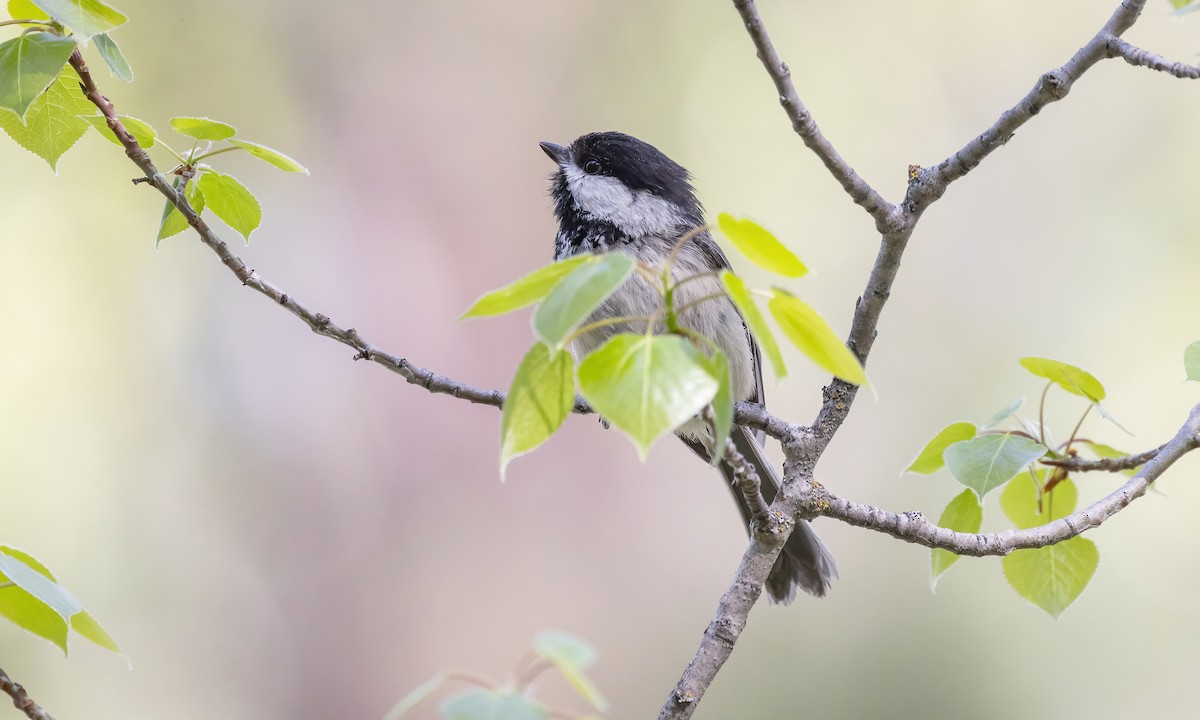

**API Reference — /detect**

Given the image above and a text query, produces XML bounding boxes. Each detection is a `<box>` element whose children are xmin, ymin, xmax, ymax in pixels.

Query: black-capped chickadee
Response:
<box><xmin>539</xmin><ymin>131</ymin><xmax>837</xmax><ymax>602</ymax></box>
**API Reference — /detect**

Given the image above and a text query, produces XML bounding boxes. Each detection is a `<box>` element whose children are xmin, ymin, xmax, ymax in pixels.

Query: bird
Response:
<box><xmin>538</xmin><ymin>131</ymin><xmax>837</xmax><ymax>602</ymax></box>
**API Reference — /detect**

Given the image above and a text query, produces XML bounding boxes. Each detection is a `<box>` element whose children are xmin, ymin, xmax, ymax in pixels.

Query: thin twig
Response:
<box><xmin>1108</xmin><ymin>36</ymin><xmax>1200</xmax><ymax>79</ymax></box>
<box><xmin>818</xmin><ymin>404</ymin><xmax>1199</xmax><ymax>553</ymax></box>
<box><xmin>722</xmin><ymin>443</ymin><xmax>772</xmax><ymax>525</ymax></box>
<box><xmin>0</xmin><ymin>667</ymin><xmax>54</xmax><ymax>720</ymax></box>
<box><xmin>1042</xmin><ymin>444</ymin><xmax>1164</xmax><ymax>472</ymax></box>
<box><xmin>729</xmin><ymin>0</ymin><xmax>897</xmax><ymax>231</ymax></box>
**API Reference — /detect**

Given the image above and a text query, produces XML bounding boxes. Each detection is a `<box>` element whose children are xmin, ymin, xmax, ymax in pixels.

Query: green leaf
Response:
<box><xmin>534</xmin><ymin>632</ymin><xmax>608</xmax><ymax>712</ymax></box>
<box><xmin>157</xmin><ymin>173</ymin><xmax>204</xmax><ymax>243</ymax></box>
<box><xmin>70</xmin><ymin>610</ymin><xmax>120</xmax><ymax>652</ymax></box>
<box><xmin>535</xmin><ymin>631</ymin><xmax>597</xmax><ymax>668</ymax></box>
<box><xmin>943</xmin><ymin>433</ymin><xmax>1046</xmax><ymax>499</ymax></box>
<box><xmin>168</xmin><ymin>115</ymin><xmax>236</xmax><ymax>140</ymax></box>
<box><xmin>80</xmin><ymin>112</ymin><xmax>153</xmax><ymax>147</ymax></box>
<box><xmin>441</xmin><ymin>690</ymin><xmax>546</xmax><ymax>720</ymax></box>
<box><xmin>701</xmin><ymin>351</ymin><xmax>734</xmax><ymax>463</ymax></box>
<box><xmin>227</xmin><ymin>139</ymin><xmax>308</xmax><ymax>174</ymax></box>
<box><xmin>930</xmin><ymin>489</ymin><xmax>982</xmax><ymax>589</ymax></box>
<box><xmin>0</xmin><ymin>547</ymin><xmax>80</xmax><ymax>653</ymax></box>
<box><xmin>767</xmin><ymin>288</ymin><xmax>866</xmax><ymax>386</ymax></box>
<box><xmin>904</xmin><ymin>422</ymin><xmax>977</xmax><ymax>474</ymax></box>
<box><xmin>500</xmin><ymin>345</ymin><xmax>574</xmax><ymax>478</ymax></box>
<box><xmin>532</xmin><ymin>253</ymin><xmax>634</xmax><ymax>349</ymax></box>
<box><xmin>0</xmin><ymin>31</ymin><xmax>77</xmax><ymax>119</ymax></box>
<box><xmin>30</xmin><ymin>0</ymin><xmax>127</xmax><ymax>39</ymax></box>
<box><xmin>716</xmin><ymin>213</ymin><xmax>808</xmax><ymax>278</ymax></box>
<box><xmin>383</xmin><ymin>673</ymin><xmax>446</xmax><ymax>720</ymax></box>
<box><xmin>1185</xmin><ymin>341</ymin><xmax>1200</xmax><ymax>382</ymax></box>
<box><xmin>0</xmin><ymin>69</ymin><xmax>94</xmax><ymax>170</ymax></box>
<box><xmin>92</xmin><ymin>32</ymin><xmax>131</xmax><ymax>82</ymax></box>
<box><xmin>197</xmin><ymin>170</ymin><xmax>261</xmax><ymax>243</ymax></box>
<box><xmin>461</xmin><ymin>255</ymin><xmax>591</xmax><ymax>319</ymax></box>
<box><xmin>0</xmin><ymin>548</ymin><xmax>121</xmax><ymax>655</ymax></box>
<box><xmin>983</xmin><ymin>397</ymin><xmax>1024</xmax><ymax>430</ymax></box>
<box><xmin>1003</xmin><ymin>536</ymin><xmax>1098</xmax><ymax>619</ymax></box>
<box><xmin>577</xmin><ymin>334</ymin><xmax>718</xmax><ymax>457</ymax></box>
<box><xmin>1170</xmin><ymin>0</ymin><xmax>1195</xmax><ymax>10</ymax></box>
<box><xmin>1001</xmin><ymin>470</ymin><xmax>1078</xmax><ymax>529</ymax></box>
<box><xmin>720</xmin><ymin>270</ymin><xmax>785</xmax><ymax>380</ymax></box>
<box><xmin>8</xmin><ymin>0</ymin><xmax>50</xmax><ymax>20</ymax></box>
<box><xmin>1019</xmin><ymin>357</ymin><xmax>1106</xmax><ymax>403</ymax></box>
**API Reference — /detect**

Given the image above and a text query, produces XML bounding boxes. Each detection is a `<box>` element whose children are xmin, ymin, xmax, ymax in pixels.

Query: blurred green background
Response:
<box><xmin>2</xmin><ymin>0</ymin><xmax>1199</xmax><ymax>718</ymax></box>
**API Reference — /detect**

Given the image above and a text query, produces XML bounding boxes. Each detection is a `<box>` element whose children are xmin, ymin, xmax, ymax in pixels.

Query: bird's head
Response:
<box><xmin>540</xmin><ymin>132</ymin><xmax>702</xmax><ymax>243</ymax></box>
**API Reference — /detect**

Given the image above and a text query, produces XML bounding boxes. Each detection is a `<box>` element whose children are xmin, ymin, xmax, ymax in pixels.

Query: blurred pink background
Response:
<box><xmin>3</xmin><ymin>0</ymin><xmax>1200</xmax><ymax>718</ymax></box>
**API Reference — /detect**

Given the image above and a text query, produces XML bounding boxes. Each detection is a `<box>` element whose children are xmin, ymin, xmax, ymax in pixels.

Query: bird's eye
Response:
<box><xmin>583</xmin><ymin>159</ymin><xmax>601</xmax><ymax>175</ymax></box>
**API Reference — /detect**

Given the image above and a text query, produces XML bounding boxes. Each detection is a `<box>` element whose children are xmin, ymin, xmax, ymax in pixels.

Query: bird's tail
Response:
<box><xmin>724</xmin><ymin>426</ymin><xmax>838</xmax><ymax>603</ymax></box>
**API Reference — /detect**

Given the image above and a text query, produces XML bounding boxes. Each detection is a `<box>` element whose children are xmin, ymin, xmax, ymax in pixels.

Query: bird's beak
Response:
<box><xmin>539</xmin><ymin>141</ymin><xmax>570</xmax><ymax>165</ymax></box>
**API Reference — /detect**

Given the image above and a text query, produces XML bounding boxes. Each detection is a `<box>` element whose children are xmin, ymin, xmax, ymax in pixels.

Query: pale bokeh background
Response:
<box><xmin>2</xmin><ymin>0</ymin><xmax>1199</xmax><ymax>718</ymax></box>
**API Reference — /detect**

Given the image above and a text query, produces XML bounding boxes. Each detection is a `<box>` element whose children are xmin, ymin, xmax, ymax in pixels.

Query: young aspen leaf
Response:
<box><xmin>93</xmin><ymin>32</ymin><xmax>132</xmax><ymax>81</ymax></box>
<box><xmin>767</xmin><ymin>288</ymin><xmax>866</xmax><ymax>386</ymax></box>
<box><xmin>0</xmin><ymin>32</ymin><xmax>78</xmax><ymax>119</ymax></box>
<box><xmin>80</xmin><ymin>113</ymin><xmax>155</xmax><ymax>147</ymax></box>
<box><xmin>1184</xmin><ymin>340</ymin><xmax>1200</xmax><ymax>382</ymax></box>
<box><xmin>461</xmin><ymin>255</ymin><xmax>592</xmax><ymax>319</ymax></box>
<box><xmin>168</xmin><ymin>115</ymin><xmax>236</xmax><ymax>140</ymax></box>
<box><xmin>930</xmin><ymin>489</ymin><xmax>982</xmax><ymax>589</ymax></box>
<box><xmin>1004</xmin><ymin>536</ymin><xmax>1098</xmax><ymax>619</ymax></box>
<box><xmin>227</xmin><ymin>139</ymin><xmax>308</xmax><ymax>174</ymax></box>
<box><xmin>441</xmin><ymin>690</ymin><xmax>546</xmax><ymax>720</ymax></box>
<box><xmin>157</xmin><ymin>174</ymin><xmax>205</xmax><ymax>243</ymax></box>
<box><xmin>982</xmin><ymin>397</ymin><xmax>1024</xmax><ymax>429</ymax></box>
<box><xmin>904</xmin><ymin>422</ymin><xmax>977</xmax><ymax>475</ymax></box>
<box><xmin>535</xmin><ymin>632</ymin><xmax>608</xmax><ymax>712</ymax></box>
<box><xmin>1001</xmin><ymin>473</ymin><xmax>1097</xmax><ymax>618</ymax></box>
<box><xmin>716</xmin><ymin>213</ymin><xmax>808</xmax><ymax>277</ymax></box>
<box><xmin>500</xmin><ymin>344</ymin><xmax>575</xmax><ymax>479</ymax></box>
<box><xmin>532</xmin><ymin>252</ymin><xmax>634</xmax><ymax>350</ymax></box>
<box><xmin>27</xmin><ymin>0</ymin><xmax>128</xmax><ymax>39</ymax></box>
<box><xmin>720</xmin><ymin>270</ymin><xmax>785</xmax><ymax>380</ymax></box>
<box><xmin>577</xmin><ymin>334</ymin><xmax>718</xmax><ymax>458</ymax></box>
<box><xmin>1019</xmin><ymin>357</ymin><xmax>1105</xmax><ymax>402</ymax></box>
<box><xmin>197</xmin><ymin>170</ymin><xmax>261</xmax><ymax>243</ymax></box>
<box><xmin>7</xmin><ymin>0</ymin><xmax>50</xmax><ymax>21</ymax></box>
<box><xmin>0</xmin><ymin>70</ymin><xmax>95</xmax><ymax>171</ymax></box>
<box><xmin>0</xmin><ymin>546</ymin><xmax>121</xmax><ymax>655</ymax></box>
<box><xmin>943</xmin><ymin>433</ymin><xmax>1046</xmax><ymax>499</ymax></box>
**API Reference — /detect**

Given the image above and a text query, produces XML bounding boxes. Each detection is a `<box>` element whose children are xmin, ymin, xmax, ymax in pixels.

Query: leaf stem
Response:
<box><xmin>158</xmin><ymin>142</ymin><xmax>189</xmax><ymax>165</ymax></box>
<box><xmin>1062</xmin><ymin>404</ymin><xmax>1093</xmax><ymax>454</ymax></box>
<box><xmin>564</xmin><ymin>314</ymin><xmax>653</xmax><ymax>346</ymax></box>
<box><xmin>669</xmin><ymin>269</ymin><xmax>720</xmax><ymax>294</ymax></box>
<box><xmin>189</xmin><ymin>145</ymin><xmax>241</xmax><ymax>163</ymax></box>
<box><xmin>512</xmin><ymin>656</ymin><xmax>554</xmax><ymax>692</ymax></box>
<box><xmin>674</xmin><ymin>292</ymin><xmax>727</xmax><ymax>316</ymax></box>
<box><xmin>1038</xmin><ymin>380</ymin><xmax>1052</xmax><ymax>446</ymax></box>
<box><xmin>0</xmin><ymin>18</ymin><xmax>46</xmax><ymax>28</ymax></box>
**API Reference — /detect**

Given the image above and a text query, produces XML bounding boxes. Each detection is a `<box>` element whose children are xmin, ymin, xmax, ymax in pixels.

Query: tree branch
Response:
<box><xmin>1041</xmin><ymin>444</ymin><xmax>1163</xmax><ymax>472</ymax></box>
<box><xmin>659</xmin><ymin>1</ymin><xmax>1167</xmax><ymax>716</ymax></box>
<box><xmin>1108</xmin><ymin>36</ymin><xmax>1200</xmax><ymax>79</ymax></box>
<box><xmin>914</xmin><ymin>0</ymin><xmax>1148</xmax><ymax>205</ymax></box>
<box><xmin>0</xmin><ymin>667</ymin><xmax>54</xmax><ymax>720</ymax></box>
<box><xmin>816</xmin><ymin>403</ymin><xmax>1199</xmax><ymax>552</ymax></box>
<box><xmin>729</xmin><ymin>0</ymin><xmax>897</xmax><ymax>232</ymax></box>
<box><xmin>58</xmin><ymin>7</ymin><xmax>1190</xmax><ymax>718</ymax></box>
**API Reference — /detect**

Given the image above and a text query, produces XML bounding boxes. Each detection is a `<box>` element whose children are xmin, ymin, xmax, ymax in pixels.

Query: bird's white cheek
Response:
<box><xmin>564</xmin><ymin>165</ymin><xmax>686</xmax><ymax>238</ymax></box>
